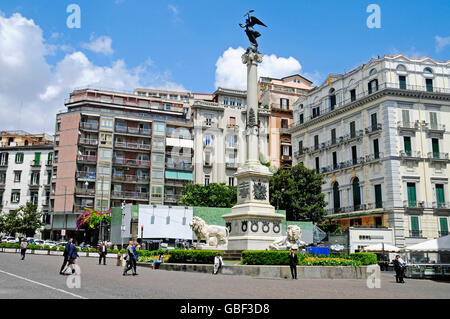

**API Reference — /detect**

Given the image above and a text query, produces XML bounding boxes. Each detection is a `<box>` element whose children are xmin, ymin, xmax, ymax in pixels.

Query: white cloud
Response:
<box><xmin>215</xmin><ymin>47</ymin><xmax>302</xmax><ymax>90</ymax></box>
<box><xmin>81</xmin><ymin>34</ymin><xmax>114</xmax><ymax>55</ymax></box>
<box><xmin>168</xmin><ymin>5</ymin><xmax>178</xmax><ymax>16</ymax></box>
<box><xmin>0</xmin><ymin>13</ymin><xmax>185</xmax><ymax>133</ymax></box>
<box><xmin>435</xmin><ymin>35</ymin><xmax>450</xmax><ymax>53</ymax></box>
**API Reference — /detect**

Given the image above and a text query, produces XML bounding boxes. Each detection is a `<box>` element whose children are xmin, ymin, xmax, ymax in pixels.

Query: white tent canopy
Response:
<box><xmin>405</xmin><ymin>235</ymin><xmax>450</xmax><ymax>252</ymax></box>
<box><xmin>363</xmin><ymin>243</ymin><xmax>400</xmax><ymax>252</ymax></box>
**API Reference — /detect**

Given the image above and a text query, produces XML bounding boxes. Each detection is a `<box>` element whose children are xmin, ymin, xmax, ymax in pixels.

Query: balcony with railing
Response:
<box><xmin>30</xmin><ymin>160</ymin><xmax>41</xmax><ymax>167</ymax></box>
<box><xmin>427</xmin><ymin>152</ymin><xmax>449</xmax><ymax>161</ymax></box>
<box><xmin>400</xmin><ymin>150</ymin><xmax>421</xmax><ymax>160</ymax></box>
<box><xmin>73</xmin><ymin>204</ymin><xmax>94</xmax><ymax>212</ymax></box>
<box><xmin>110</xmin><ymin>191</ymin><xmax>149</xmax><ymax>201</ymax></box>
<box><xmin>77</xmin><ymin>155</ymin><xmax>97</xmax><ymax>163</ymax></box>
<box><xmin>114</xmin><ymin>125</ymin><xmax>151</xmax><ymax>136</ymax></box>
<box><xmin>164</xmin><ymin>180</ymin><xmax>187</xmax><ymax>188</ymax></box>
<box><xmin>281</xmin><ymin>155</ymin><xmax>292</xmax><ymax>162</ymax></box>
<box><xmin>424</xmin><ymin>123</ymin><xmax>446</xmax><ymax>133</ymax></box>
<box><xmin>75</xmin><ymin>188</ymin><xmax>96</xmax><ymax>196</ymax></box>
<box><xmin>365</xmin><ymin>152</ymin><xmax>383</xmax><ymax>163</ymax></box>
<box><xmin>432</xmin><ymin>202</ymin><xmax>450</xmax><ymax>210</ymax></box>
<box><xmin>365</xmin><ymin>123</ymin><xmax>382</xmax><ymax>134</ymax></box>
<box><xmin>439</xmin><ymin>231</ymin><xmax>449</xmax><ymax>237</ymax></box>
<box><xmin>112</xmin><ymin>158</ymin><xmax>150</xmax><ymax>167</ymax></box>
<box><xmin>326</xmin><ymin>202</ymin><xmax>384</xmax><ymax>215</ymax></box>
<box><xmin>114</xmin><ymin>141</ymin><xmax>151</xmax><ymax>151</ymax></box>
<box><xmin>403</xmin><ymin>200</ymin><xmax>425</xmax><ymax>209</ymax></box>
<box><xmin>76</xmin><ymin>171</ymin><xmax>96</xmax><ymax>180</ymax></box>
<box><xmin>112</xmin><ymin>174</ymin><xmax>150</xmax><ymax>183</ymax></box>
<box><xmin>46</xmin><ymin>160</ymin><xmax>53</xmax><ymax>166</ymax></box>
<box><xmin>409</xmin><ymin>230</ymin><xmax>423</xmax><ymax>238</ymax></box>
<box><xmin>166</xmin><ymin>162</ymin><xmax>193</xmax><ymax>170</ymax></box>
<box><xmin>225</xmin><ymin>162</ymin><xmax>238</xmax><ymax>169</ymax></box>
<box><xmin>397</xmin><ymin>121</ymin><xmax>419</xmax><ymax>131</ymax></box>
<box><xmin>80</xmin><ymin>122</ymin><xmax>99</xmax><ymax>130</ymax></box>
<box><xmin>164</xmin><ymin>194</ymin><xmax>182</xmax><ymax>203</ymax></box>
<box><xmin>79</xmin><ymin>138</ymin><xmax>98</xmax><ymax>146</ymax></box>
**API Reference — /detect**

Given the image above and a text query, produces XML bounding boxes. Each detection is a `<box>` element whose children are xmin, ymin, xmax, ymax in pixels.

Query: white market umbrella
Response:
<box><xmin>363</xmin><ymin>243</ymin><xmax>401</xmax><ymax>252</ymax></box>
<box><xmin>405</xmin><ymin>235</ymin><xmax>450</xmax><ymax>252</ymax></box>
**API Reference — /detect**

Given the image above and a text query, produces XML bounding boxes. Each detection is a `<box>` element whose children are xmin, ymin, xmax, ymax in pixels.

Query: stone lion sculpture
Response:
<box><xmin>189</xmin><ymin>216</ymin><xmax>229</xmax><ymax>247</ymax></box>
<box><xmin>269</xmin><ymin>225</ymin><xmax>306</xmax><ymax>250</ymax></box>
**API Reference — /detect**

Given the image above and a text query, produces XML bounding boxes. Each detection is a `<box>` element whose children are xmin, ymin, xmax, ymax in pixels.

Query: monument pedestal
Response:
<box><xmin>223</xmin><ymin>46</ymin><xmax>284</xmax><ymax>251</ymax></box>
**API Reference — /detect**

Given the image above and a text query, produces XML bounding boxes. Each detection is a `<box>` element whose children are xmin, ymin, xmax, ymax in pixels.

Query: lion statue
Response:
<box><xmin>269</xmin><ymin>225</ymin><xmax>306</xmax><ymax>250</ymax></box>
<box><xmin>189</xmin><ymin>216</ymin><xmax>229</xmax><ymax>248</ymax></box>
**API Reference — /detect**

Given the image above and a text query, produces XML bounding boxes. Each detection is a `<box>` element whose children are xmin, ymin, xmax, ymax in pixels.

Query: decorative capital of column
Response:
<box><xmin>242</xmin><ymin>46</ymin><xmax>263</xmax><ymax>65</ymax></box>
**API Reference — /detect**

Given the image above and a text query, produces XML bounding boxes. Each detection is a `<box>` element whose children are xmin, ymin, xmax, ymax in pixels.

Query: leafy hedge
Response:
<box><xmin>242</xmin><ymin>251</ymin><xmax>292</xmax><ymax>265</ymax></box>
<box><xmin>349</xmin><ymin>253</ymin><xmax>377</xmax><ymax>265</ymax></box>
<box><xmin>242</xmin><ymin>251</ymin><xmax>365</xmax><ymax>266</ymax></box>
<box><xmin>0</xmin><ymin>243</ymin><xmax>20</xmax><ymax>248</ymax></box>
<box><xmin>137</xmin><ymin>249</ymin><xmax>169</xmax><ymax>257</ymax></box>
<box><xmin>59</xmin><ymin>246</ymin><xmax>66</xmax><ymax>251</ymax></box>
<box><xmin>167</xmin><ymin>250</ymin><xmax>222</xmax><ymax>264</ymax></box>
<box><xmin>28</xmin><ymin>244</ymin><xmax>41</xmax><ymax>250</ymax></box>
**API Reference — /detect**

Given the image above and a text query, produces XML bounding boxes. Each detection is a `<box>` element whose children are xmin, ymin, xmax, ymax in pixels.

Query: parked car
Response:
<box><xmin>57</xmin><ymin>241</ymin><xmax>67</xmax><ymax>247</ymax></box>
<box><xmin>34</xmin><ymin>240</ymin><xmax>44</xmax><ymax>246</ymax></box>
<box><xmin>43</xmin><ymin>240</ymin><xmax>57</xmax><ymax>248</ymax></box>
<box><xmin>4</xmin><ymin>237</ymin><xmax>16</xmax><ymax>244</ymax></box>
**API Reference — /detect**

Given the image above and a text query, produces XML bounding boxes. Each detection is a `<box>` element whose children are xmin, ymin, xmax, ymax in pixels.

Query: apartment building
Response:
<box><xmin>258</xmin><ymin>75</ymin><xmax>313</xmax><ymax>168</ymax></box>
<box><xmin>290</xmin><ymin>54</ymin><xmax>450</xmax><ymax>248</ymax></box>
<box><xmin>51</xmin><ymin>88</ymin><xmax>194</xmax><ymax>241</ymax></box>
<box><xmin>0</xmin><ymin>131</ymin><xmax>54</xmax><ymax>239</ymax></box>
<box><xmin>192</xmin><ymin>87</ymin><xmax>270</xmax><ymax>186</ymax></box>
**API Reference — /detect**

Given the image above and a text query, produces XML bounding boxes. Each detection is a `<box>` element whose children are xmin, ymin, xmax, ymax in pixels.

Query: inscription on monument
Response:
<box><xmin>238</xmin><ymin>181</ymin><xmax>250</xmax><ymax>199</ymax></box>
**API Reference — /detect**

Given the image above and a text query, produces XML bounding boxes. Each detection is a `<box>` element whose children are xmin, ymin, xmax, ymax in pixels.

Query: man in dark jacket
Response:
<box><xmin>289</xmin><ymin>249</ymin><xmax>298</xmax><ymax>280</ymax></box>
<box><xmin>59</xmin><ymin>238</ymin><xmax>73</xmax><ymax>275</ymax></box>
<box><xmin>123</xmin><ymin>241</ymin><xmax>138</xmax><ymax>276</ymax></box>
<box><xmin>67</xmin><ymin>240</ymin><xmax>80</xmax><ymax>274</ymax></box>
<box><xmin>98</xmin><ymin>241</ymin><xmax>107</xmax><ymax>265</ymax></box>
<box><xmin>393</xmin><ymin>255</ymin><xmax>405</xmax><ymax>283</ymax></box>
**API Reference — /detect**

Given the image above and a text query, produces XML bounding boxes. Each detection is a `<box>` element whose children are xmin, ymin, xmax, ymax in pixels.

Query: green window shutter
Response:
<box><xmin>440</xmin><ymin>218</ymin><xmax>448</xmax><ymax>233</ymax></box>
<box><xmin>407</xmin><ymin>183</ymin><xmax>416</xmax><ymax>207</ymax></box>
<box><xmin>432</xmin><ymin>139</ymin><xmax>439</xmax><ymax>158</ymax></box>
<box><xmin>430</xmin><ymin>112</ymin><xmax>438</xmax><ymax>129</ymax></box>
<box><xmin>34</xmin><ymin>153</ymin><xmax>41</xmax><ymax>165</ymax></box>
<box><xmin>399</xmin><ymin>76</ymin><xmax>406</xmax><ymax>89</ymax></box>
<box><xmin>436</xmin><ymin>184</ymin><xmax>445</xmax><ymax>206</ymax></box>
<box><xmin>352</xmin><ymin>179</ymin><xmax>361</xmax><ymax>207</ymax></box>
<box><xmin>333</xmin><ymin>183</ymin><xmax>340</xmax><ymax>209</ymax></box>
<box><xmin>374</xmin><ymin>185</ymin><xmax>382</xmax><ymax>208</ymax></box>
<box><xmin>402</xmin><ymin>110</ymin><xmax>410</xmax><ymax>126</ymax></box>
<box><xmin>410</xmin><ymin>216</ymin><xmax>419</xmax><ymax>231</ymax></box>
<box><xmin>15</xmin><ymin>153</ymin><xmax>19</xmax><ymax>164</ymax></box>
<box><xmin>404</xmin><ymin>137</ymin><xmax>412</xmax><ymax>156</ymax></box>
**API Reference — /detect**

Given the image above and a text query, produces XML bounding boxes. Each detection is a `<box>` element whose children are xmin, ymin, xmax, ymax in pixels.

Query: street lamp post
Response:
<box><xmin>100</xmin><ymin>176</ymin><xmax>104</xmax><ymax>242</ymax></box>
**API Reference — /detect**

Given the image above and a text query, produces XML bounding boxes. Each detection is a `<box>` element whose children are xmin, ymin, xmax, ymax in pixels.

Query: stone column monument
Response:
<box><xmin>223</xmin><ymin>12</ymin><xmax>284</xmax><ymax>250</ymax></box>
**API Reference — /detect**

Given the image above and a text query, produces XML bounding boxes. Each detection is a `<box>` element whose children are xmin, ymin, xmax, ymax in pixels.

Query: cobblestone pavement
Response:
<box><xmin>0</xmin><ymin>252</ymin><xmax>449</xmax><ymax>299</ymax></box>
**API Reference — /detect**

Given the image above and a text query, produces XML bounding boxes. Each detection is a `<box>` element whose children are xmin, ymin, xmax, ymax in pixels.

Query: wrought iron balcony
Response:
<box><xmin>409</xmin><ymin>230</ymin><xmax>423</xmax><ymax>238</ymax></box>
<box><xmin>112</xmin><ymin>158</ymin><xmax>150</xmax><ymax>167</ymax></box>
<box><xmin>427</xmin><ymin>152</ymin><xmax>449</xmax><ymax>161</ymax></box>
<box><xmin>432</xmin><ymin>202</ymin><xmax>450</xmax><ymax>210</ymax></box>
<box><xmin>80</xmin><ymin>122</ymin><xmax>99</xmax><ymax>130</ymax></box>
<box><xmin>365</xmin><ymin>123</ymin><xmax>382</xmax><ymax>134</ymax></box>
<box><xmin>77</xmin><ymin>155</ymin><xmax>97</xmax><ymax>162</ymax></box>
<box><xmin>400</xmin><ymin>150</ymin><xmax>421</xmax><ymax>159</ymax></box>
<box><xmin>30</xmin><ymin>160</ymin><xmax>41</xmax><ymax>167</ymax></box>
<box><xmin>365</xmin><ymin>152</ymin><xmax>383</xmax><ymax>162</ymax></box>
<box><xmin>403</xmin><ymin>200</ymin><xmax>425</xmax><ymax>209</ymax></box>
<box><xmin>424</xmin><ymin>123</ymin><xmax>446</xmax><ymax>133</ymax></box>
<box><xmin>76</xmin><ymin>171</ymin><xmax>96</xmax><ymax>179</ymax></box>
<box><xmin>225</xmin><ymin>162</ymin><xmax>238</xmax><ymax>169</ymax></box>
<box><xmin>79</xmin><ymin>138</ymin><xmax>98</xmax><ymax>146</ymax></box>
<box><xmin>110</xmin><ymin>191</ymin><xmax>148</xmax><ymax>200</ymax></box>
<box><xmin>397</xmin><ymin>121</ymin><xmax>419</xmax><ymax>131</ymax></box>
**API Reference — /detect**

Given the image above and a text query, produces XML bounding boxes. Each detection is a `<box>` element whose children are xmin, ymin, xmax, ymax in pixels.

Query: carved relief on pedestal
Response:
<box><xmin>252</xmin><ymin>178</ymin><xmax>268</xmax><ymax>201</ymax></box>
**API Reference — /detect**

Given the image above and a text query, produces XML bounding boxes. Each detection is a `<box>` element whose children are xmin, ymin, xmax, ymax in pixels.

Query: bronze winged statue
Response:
<box><xmin>239</xmin><ymin>10</ymin><xmax>267</xmax><ymax>49</ymax></box>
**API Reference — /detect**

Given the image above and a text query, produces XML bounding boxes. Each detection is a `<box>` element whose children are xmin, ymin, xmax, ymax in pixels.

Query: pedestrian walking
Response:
<box><xmin>59</xmin><ymin>238</ymin><xmax>73</xmax><ymax>275</ymax></box>
<box><xmin>98</xmin><ymin>240</ymin><xmax>107</xmax><ymax>265</ymax></box>
<box><xmin>213</xmin><ymin>253</ymin><xmax>223</xmax><ymax>275</ymax></box>
<box><xmin>65</xmin><ymin>240</ymin><xmax>80</xmax><ymax>275</ymax></box>
<box><xmin>393</xmin><ymin>255</ymin><xmax>405</xmax><ymax>283</ymax></box>
<box><xmin>20</xmin><ymin>238</ymin><xmax>28</xmax><ymax>260</ymax></box>
<box><xmin>289</xmin><ymin>248</ymin><xmax>298</xmax><ymax>280</ymax></box>
<box><xmin>122</xmin><ymin>241</ymin><xmax>138</xmax><ymax>276</ymax></box>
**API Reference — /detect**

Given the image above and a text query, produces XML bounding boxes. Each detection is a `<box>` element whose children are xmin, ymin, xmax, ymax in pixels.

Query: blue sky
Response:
<box><xmin>0</xmin><ymin>0</ymin><xmax>449</xmax><ymax>132</ymax></box>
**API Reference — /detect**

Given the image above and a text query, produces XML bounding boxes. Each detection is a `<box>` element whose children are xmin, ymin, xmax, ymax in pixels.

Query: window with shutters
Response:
<box><xmin>350</xmin><ymin>121</ymin><xmax>356</xmax><ymax>138</ymax></box>
<box><xmin>314</xmin><ymin>135</ymin><xmax>319</xmax><ymax>150</ymax></box>
<box><xmin>299</xmin><ymin>113</ymin><xmax>304</xmax><ymax>124</ymax></box>
<box><xmin>374</xmin><ymin>184</ymin><xmax>382</xmax><ymax>208</ymax></box>
<box><xmin>14</xmin><ymin>171</ymin><xmax>21</xmax><ymax>182</ymax></box>
<box><xmin>11</xmin><ymin>190</ymin><xmax>20</xmax><ymax>203</ymax></box>
<box><xmin>371</xmin><ymin>113</ymin><xmax>378</xmax><ymax>130</ymax></box>
<box><xmin>331</xmin><ymin>129</ymin><xmax>336</xmax><ymax>144</ymax></box>
<box><xmin>402</xmin><ymin>110</ymin><xmax>410</xmax><ymax>127</ymax></box>
<box><xmin>410</xmin><ymin>216</ymin><xmax>420</xmax><ymax>237</ymax></box>
<box><xmin>432</xmin><ymin>138</ymin><xmax>440</xmax><ymax>158</ymax></box>
<box><xmin>15</xmin><ymin>153</ymin><xmax>24</xmax><ymax>164</ymax></box>
<box><xmin>298</xmin><ymin>141</ymin><xmax>303</xmax><ymax>155</ymax></box>
<box><xmin>368</xmin><ymin>79</ymin><xmax>378</xmax><ymax>94</ymax></box>
<box><xmin>315</xmin><ymin>157</ymin><xmax>319</xmax><ymax>174</ymax></box>
<box><xmin>373</xmin><ymin>139</ymin><xmax>380</xmax><ymax>159</ymax></box>
<box><xmin>436</xmin><ymin>184</ymin><xmax>445</xmax><ymax>208</ymax></box>
<box><xmin>399</xmin><ymin>76</ymin><xmax>407</xmax><ymax>89</ymax></box>
<box><xmin>429</xmin><ymin>112</ymin><xmax>438</xmax><ymax>130</ymax></box>
<box><xmin>350</xmin><ymin>89</ymin><xmax>356</xmax><ymax>102</ymax></box>
<box><xmin>332</xmin><ymin>152</ymin><xmax>337</xmax><ymax>169</ymax></box>
<box><xmin>439</xmin><ymin>217</ymin><xmax>449</xmax><ymax>236</ymax></box>
<box><xmin>407</xmin><ymin>183</ymin><xmax>417</xmax><ymax>207</ymax></box>
<box><xmin>404</xmin><ymin>136</ymin><xmax>412</xmax><ymax>156</ymax></box>
<box><xmin>426</xmin><ymin>79</ymin><xmax>433</xmax><ymax>92</ymax></box>
<box><xmin>352</xmin><ymin>146</ymin><xmax>357</xmax><ymax>165</ymax></box>
<box><xmin>333</xmin><ymin>182</ymin><xmax>340</xmax><ymax>210</ymax></box>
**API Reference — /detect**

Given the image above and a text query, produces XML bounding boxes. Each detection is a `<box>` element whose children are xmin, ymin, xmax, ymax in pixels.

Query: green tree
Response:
<box><xmin>270</xmin><ymin>163</ymin><xmax>327</xmax><ymax>223</ymax></box>
<box><xmin>0</xmin><ymin>202</ymin><xmax>44</xmax><ymax>237</ymax></box>
<box><xmin>178</xmin><ymin>183</ymin><xmax>237</xmax><ymax>208</ymax></box>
